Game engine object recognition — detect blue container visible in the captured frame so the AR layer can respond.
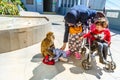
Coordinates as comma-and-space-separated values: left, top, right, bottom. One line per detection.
59, 7, 65, 15
36, 0, 43, 13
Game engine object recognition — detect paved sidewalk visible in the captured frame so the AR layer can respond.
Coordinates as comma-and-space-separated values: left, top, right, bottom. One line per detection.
0, 14, 120, 80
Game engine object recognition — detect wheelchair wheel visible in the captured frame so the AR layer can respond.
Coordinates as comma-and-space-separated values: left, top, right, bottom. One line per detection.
81, 47, 86, 57
105, 61, 116, 71
82, 59, 92, 70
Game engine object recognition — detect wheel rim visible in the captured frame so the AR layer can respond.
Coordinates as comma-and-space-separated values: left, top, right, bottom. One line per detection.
111, 62, 116, 70
82, 59, 92, 70
105, 61, 116, 71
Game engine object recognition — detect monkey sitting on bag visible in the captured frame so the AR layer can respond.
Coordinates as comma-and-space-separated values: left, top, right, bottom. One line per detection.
41, 32, 55, 58
41, 32, 68, 62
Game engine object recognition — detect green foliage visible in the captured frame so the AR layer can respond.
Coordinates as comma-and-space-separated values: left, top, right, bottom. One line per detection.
11, 0, 21, 5
0, 1, 19, 15
0, 0, 27, 15
20, 1, 27, 10
11, 0, 27, 11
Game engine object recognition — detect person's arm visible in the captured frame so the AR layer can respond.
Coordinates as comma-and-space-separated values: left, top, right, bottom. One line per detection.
104, 29, 111, 45
78, 32, 91, 40
63, 22, 69, 43
61, 22, 69, 50
83, 32, 91, 38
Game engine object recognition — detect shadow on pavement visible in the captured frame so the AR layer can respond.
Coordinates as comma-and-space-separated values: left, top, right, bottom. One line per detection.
30, 53, 107, 80
68, 55, 103, 79
30, 53, 65, 80
31, 53, 43, 63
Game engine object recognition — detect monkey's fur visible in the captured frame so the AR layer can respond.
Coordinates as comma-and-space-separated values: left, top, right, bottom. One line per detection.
41, 32, 55, 57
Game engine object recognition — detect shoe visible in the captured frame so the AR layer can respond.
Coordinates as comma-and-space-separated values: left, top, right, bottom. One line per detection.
99, 58, 108, 64
98, 53, 108, 64
66, 50, 71, 57
75, 52, 81, 60
59, 57, 68, 62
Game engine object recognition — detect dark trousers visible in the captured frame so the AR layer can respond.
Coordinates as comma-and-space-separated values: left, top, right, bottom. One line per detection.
97, 42, 108, 60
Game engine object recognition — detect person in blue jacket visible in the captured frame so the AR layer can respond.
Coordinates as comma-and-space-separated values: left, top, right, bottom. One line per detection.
60, 5, 105, 59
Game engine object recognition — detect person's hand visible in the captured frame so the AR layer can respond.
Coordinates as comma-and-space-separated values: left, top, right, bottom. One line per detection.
60, 43, 66, 50
78, 36, 83, 41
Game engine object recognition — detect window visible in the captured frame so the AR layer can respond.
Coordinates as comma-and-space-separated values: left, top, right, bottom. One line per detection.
26, 0, 34, 5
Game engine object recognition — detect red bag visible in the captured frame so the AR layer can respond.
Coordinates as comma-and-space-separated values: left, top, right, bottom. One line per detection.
42, 55, 55, 65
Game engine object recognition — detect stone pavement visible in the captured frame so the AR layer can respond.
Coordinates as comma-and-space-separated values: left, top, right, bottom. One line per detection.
0, 14, 120, 80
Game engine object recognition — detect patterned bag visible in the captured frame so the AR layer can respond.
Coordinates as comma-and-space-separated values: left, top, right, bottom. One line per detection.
69, 26, 83, 34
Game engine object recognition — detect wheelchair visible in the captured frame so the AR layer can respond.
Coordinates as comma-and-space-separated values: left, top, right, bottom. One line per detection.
79, 14, 116, 71
80, 38, 116, 71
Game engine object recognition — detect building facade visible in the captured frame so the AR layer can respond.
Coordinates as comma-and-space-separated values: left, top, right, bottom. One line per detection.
21, 0, 57, 13
21, 0, 106, 14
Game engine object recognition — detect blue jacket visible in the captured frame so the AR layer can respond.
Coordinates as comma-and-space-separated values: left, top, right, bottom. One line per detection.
64, 5, 96, 42
53, 48, 67, 62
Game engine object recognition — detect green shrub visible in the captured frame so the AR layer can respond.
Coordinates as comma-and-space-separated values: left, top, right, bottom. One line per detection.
0, 1, 19, 15
12, 0, 27, 11
20, 2, 27, 10
11, 0, 21, 5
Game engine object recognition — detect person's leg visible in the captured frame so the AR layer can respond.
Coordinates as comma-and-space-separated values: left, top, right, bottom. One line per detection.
68, 34, 76, 56
103, 43, 108, 60
97, 42, 108, 64
97, 42, 103, 62
74, 33, 82, 59
68, 33, 82, 59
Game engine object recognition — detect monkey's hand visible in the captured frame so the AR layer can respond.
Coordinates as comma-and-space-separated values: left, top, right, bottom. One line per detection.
48, 50, 55, 58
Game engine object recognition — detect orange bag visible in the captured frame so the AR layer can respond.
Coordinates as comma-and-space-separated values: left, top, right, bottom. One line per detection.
69, 26, 83, 34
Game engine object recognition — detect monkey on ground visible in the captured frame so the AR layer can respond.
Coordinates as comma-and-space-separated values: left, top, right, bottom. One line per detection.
41, 32, 68, 63
41, 32, 55, 58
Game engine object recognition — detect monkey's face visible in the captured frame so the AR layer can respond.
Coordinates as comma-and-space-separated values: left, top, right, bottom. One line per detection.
46, 32, 55, 41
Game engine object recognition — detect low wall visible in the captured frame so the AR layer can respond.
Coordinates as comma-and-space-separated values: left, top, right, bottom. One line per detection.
0, 16, 51, 53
